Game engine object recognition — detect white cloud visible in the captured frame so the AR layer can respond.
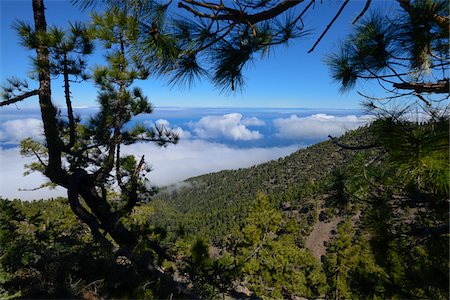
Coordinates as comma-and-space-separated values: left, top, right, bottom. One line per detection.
155, 119, 170, 127
0, 118, 44, 144
0, 147, 66, 201
157, 119, 192, 139
174, 127, 192, 139
273, 114, 374, 140
191, 113, 263, 141
0, 141, 298, 200
241, 116, 265, 126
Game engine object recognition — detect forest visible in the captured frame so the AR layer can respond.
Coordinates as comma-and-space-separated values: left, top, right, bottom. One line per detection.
0, 0, 449, 299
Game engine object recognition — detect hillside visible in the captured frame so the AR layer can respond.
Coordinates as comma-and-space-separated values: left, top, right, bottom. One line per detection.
151, 126, 375, 243
146, 119, 448, 299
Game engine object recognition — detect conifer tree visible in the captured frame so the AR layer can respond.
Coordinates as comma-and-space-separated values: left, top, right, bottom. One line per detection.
0, 0, 178, 272
231, 193, 327, 298
327, 0, 449, 113
326, 0, 449, 238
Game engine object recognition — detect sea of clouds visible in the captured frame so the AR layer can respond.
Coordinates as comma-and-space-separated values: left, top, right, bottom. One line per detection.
0, 107, 373, 200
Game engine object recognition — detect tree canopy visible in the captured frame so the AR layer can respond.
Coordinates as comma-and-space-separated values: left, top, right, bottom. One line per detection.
327, 0, 449, 115
72, 0, 374, 92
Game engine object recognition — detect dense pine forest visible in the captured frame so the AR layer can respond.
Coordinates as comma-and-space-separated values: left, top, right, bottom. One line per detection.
1, 0, 449, 299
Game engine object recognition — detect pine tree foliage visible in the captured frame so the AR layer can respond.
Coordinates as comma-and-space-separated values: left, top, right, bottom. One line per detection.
73, 0, 374, 92
0, 0, 180, 285
323, 220, 387, 299
230, 193, 327, 298
323, 1, 449, 299
161, 0, 372, 92
327, 0, 449, 110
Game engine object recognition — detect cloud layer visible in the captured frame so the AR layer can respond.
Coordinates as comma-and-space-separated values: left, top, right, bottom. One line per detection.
124, 140, 298, 186
0, 141, 298, 200
273, 114, 373, 140
0, 111, 372, 200
0, 147, 66, 200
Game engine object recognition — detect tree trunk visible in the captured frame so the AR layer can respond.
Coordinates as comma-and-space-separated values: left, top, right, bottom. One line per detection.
63, 53, 76, 149
31, 0, 171, 271
32, 0, 66, 185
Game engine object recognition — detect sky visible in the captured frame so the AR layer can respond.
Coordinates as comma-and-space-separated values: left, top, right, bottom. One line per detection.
0, 0, 397, 109
0, 0, 397, 200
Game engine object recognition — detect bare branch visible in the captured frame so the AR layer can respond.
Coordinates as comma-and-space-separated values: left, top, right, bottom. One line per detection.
415, 93, 432, 107
179, 0, 304, 24
308, 0, 349, 53
0, 89, 39, 106
133, 155, 145, 177
63, 53, 77, 150
31, 148, 47, 168
352, 0, 371, 24
178, 2, 218, 19
357, 90, 414, 102
393, 80, 449, 94
245, 0, 304, 24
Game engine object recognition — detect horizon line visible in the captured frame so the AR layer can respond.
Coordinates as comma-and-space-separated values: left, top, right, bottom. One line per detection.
1, 105, 363, 111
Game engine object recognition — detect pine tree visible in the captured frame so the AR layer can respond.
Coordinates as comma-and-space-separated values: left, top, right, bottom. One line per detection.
232, 193, 327, 298
0, 0, 179, 283
324, 1, 449, 297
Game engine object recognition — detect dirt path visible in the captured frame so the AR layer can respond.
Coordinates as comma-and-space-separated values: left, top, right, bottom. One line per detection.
305, 213, 342, 260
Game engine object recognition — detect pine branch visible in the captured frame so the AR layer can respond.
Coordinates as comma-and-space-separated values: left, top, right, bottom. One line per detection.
393, 80, 449, 94
0, 90, 39, 106
178, 0, 303, 24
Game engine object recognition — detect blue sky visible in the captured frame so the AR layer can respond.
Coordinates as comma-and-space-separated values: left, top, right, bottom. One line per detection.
1, 0, 396, 109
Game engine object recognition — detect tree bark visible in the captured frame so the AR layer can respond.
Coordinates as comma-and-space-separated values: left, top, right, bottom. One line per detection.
32, 0, 66, 185
63, 53, 76, 149
393, 80, 449, 94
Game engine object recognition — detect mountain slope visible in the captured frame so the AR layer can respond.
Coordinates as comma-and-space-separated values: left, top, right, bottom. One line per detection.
151, 126, 375, 243
149, 120, 448, 299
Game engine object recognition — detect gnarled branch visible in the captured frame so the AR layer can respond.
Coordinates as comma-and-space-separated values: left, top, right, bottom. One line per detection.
178, 0, 304, 24
393, 80, 449, 94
